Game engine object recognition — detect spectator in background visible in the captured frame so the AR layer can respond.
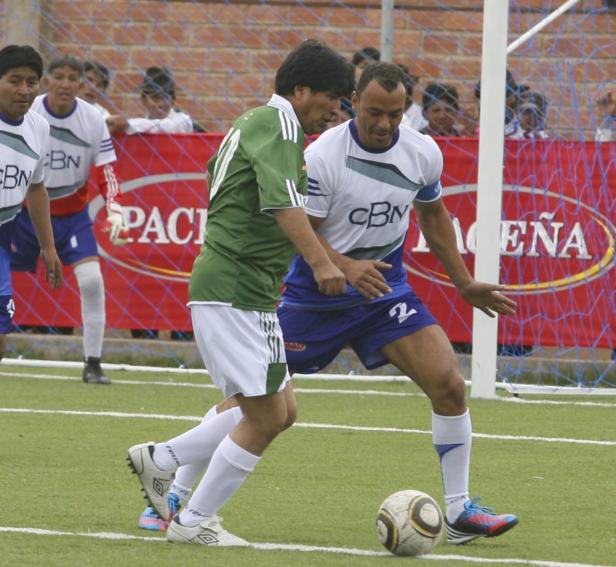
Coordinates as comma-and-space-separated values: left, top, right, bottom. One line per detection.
420, 82, 462, 137
398, 63, 428, 131
107, 66, 197, 340
106, 66, 194, 134
79, 61, 111, 119
596, 90, 615, 142
510, 92, 548, 139
474, 69, 528, 137
352, 46, 380, 84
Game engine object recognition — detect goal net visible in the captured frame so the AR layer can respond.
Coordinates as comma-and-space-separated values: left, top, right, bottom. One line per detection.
3, 0, 615, 391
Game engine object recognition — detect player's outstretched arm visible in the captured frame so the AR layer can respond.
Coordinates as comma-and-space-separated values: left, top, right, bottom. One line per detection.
413, 199, 517, 318
25, 182, 63, 289
272, 208, 346, 296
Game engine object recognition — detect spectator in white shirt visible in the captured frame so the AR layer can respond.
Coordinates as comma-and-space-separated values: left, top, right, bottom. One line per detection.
106, 66, 194, 134
397, 63, 428, 131
510, 92, 549, 140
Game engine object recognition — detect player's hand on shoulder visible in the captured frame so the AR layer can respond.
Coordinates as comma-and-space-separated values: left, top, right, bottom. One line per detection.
344, 259, 392, 300
314, 261, 347, 296
458, 280, 517, 318
41, 247, 63, 289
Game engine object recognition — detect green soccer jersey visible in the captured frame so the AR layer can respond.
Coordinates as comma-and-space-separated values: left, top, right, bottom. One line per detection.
189, 94, 308, 311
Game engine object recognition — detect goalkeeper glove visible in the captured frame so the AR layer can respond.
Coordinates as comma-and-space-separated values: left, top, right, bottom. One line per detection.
103, 203, 130, 246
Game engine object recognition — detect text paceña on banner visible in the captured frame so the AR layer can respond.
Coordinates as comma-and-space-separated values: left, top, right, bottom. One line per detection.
12, 135, 616, 348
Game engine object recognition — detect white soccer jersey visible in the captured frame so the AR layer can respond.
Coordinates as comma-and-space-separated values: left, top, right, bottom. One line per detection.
31, 95, 116, 204
0, 110, 49, 228
283, 120, 443, 310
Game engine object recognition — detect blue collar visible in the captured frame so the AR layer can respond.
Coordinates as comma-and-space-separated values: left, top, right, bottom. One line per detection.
43, 95, 77, 118
349, 119, 399, 154
0, 112, 24, 126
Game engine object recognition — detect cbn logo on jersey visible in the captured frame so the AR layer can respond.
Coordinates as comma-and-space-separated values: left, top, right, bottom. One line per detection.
405, 185, 616, 295
89, 172, 208, 282
0, 165, 32, 189
46, 149, 81, 171
349, 201, 410, 228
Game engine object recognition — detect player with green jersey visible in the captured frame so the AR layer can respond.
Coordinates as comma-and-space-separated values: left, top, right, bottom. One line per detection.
189, 101, 310, 311
128, 40, 354, 546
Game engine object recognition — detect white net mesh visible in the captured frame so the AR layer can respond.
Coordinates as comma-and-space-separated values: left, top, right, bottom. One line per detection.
3, 0, 615, 387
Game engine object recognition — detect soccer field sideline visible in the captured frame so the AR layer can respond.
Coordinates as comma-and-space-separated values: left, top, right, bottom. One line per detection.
1, 526, 613, 567
1, 406, 615, 448
2, 367, 616, 409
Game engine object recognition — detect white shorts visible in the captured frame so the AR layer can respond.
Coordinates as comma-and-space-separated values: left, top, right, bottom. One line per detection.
190, 303, 290, 398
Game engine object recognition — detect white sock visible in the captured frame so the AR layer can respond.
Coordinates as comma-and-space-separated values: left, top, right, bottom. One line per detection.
73, 261, 105, 359
153, 406, 242, 471
432, 410, 472, 523
179, 435, 260, 526
170, 404, 220, 499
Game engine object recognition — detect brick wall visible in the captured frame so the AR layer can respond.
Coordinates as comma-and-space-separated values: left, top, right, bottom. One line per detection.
29, 0, 616, 136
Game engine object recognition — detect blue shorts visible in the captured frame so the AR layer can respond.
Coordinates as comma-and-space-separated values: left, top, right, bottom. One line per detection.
277, 291, 438, 373
11, 208, 98, 271
0, 294, 15, 334
0, 243, 14, 333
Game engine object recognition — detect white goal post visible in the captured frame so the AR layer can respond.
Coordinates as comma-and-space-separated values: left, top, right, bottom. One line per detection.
471, 0, 585, 399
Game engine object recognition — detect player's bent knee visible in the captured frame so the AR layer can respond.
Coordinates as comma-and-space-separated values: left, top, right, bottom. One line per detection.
429, 371, 466, 412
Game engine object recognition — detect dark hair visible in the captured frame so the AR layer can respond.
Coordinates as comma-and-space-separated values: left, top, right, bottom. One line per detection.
518, 91, 548, 121
352, 46, 381, 66
0, 45, 43, 79
356, 62, 405, 96
423, 83, 459, 111
84, 61, 110, 89
275, 39, 354, 98
140, 66, 175, 98
475, 68, 521, 100
47, 55, 84, 77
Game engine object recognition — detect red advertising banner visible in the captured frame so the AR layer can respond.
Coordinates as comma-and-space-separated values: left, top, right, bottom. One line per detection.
13, 134, 616, 348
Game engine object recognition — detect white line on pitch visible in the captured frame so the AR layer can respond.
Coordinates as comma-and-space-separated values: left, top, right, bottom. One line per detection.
0, 526, 612, 567
0, 407, 614, 446
2, 370, 616, 408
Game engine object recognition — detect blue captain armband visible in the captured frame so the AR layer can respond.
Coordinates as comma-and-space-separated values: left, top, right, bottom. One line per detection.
415, 180, 442, 203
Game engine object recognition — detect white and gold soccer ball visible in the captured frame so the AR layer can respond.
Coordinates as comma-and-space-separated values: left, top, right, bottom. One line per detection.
375, 489, 443, 556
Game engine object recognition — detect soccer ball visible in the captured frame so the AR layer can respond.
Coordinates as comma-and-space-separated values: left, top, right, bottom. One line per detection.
375, 489, 443, 556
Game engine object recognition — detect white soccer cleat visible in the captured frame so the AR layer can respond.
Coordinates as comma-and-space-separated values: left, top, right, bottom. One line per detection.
127, 442, 174, 521
166, 516, 249, 547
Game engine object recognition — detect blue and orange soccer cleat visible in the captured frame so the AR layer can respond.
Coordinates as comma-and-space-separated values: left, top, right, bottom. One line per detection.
138, 493, 181, 532
445, 497, 519, 544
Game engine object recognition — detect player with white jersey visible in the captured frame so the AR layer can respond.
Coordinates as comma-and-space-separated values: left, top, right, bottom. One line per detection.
279, 62, 519, 545
11, 55, 128, 385
0, 45, 62, 361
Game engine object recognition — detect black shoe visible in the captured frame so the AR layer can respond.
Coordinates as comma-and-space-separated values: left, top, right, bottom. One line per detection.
82, 357, 111, 385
